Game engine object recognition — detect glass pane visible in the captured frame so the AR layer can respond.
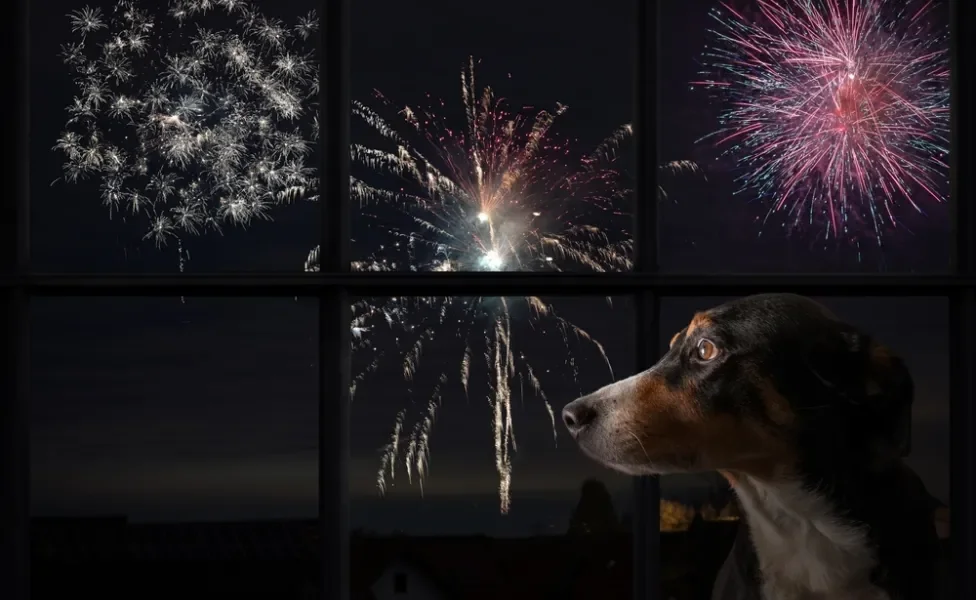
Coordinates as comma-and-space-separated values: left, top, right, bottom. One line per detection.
30, 297, 319, 598
657, 2, 951, 273
351, 296, 635, 598
658, 296, 949, 598
348, 0, 634, 274
33, 0, 320, 272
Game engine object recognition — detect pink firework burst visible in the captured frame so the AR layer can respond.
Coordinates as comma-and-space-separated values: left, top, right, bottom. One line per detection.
695, 0, 949, 246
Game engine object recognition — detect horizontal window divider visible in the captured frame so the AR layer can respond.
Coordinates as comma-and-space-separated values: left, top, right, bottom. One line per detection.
5, 272, 976, 297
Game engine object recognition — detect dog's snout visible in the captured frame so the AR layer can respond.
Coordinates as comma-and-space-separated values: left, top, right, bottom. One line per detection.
563, 396, 599, 436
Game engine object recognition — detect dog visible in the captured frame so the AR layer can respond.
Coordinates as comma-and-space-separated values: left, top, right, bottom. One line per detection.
562, 294, 939, 600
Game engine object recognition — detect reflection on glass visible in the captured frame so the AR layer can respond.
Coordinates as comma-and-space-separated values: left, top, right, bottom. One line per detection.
352, 296, 634, 599
657, 1, 951, 273
30, 297, 319, 598
33, 0, 320, 272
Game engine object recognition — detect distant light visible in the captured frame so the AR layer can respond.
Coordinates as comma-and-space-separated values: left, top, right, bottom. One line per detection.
545, 256, 553, 262
481, 250, 504, 270
477, 212, 489, 223
532, 211, 541, 217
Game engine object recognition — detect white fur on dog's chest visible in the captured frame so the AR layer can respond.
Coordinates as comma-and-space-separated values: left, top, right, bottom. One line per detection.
732, 476, 890, 600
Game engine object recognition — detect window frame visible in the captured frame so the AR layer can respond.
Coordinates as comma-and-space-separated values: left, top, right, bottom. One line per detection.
1, 2, 973, 600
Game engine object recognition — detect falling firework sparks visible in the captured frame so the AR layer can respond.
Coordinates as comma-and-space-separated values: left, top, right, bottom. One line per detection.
310, 58, 636, 513
694, 0, 949, 247
54, 0, 319, 262
349, 295, 615, 514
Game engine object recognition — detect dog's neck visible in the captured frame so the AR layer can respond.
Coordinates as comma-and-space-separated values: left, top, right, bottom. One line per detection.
730, 474, 890, 600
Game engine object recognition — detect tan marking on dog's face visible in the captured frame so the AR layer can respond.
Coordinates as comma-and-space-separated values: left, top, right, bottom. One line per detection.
686, 312, 712, 338
564, 295, 882, 480
669, 329, 684, 349
626, 375, 795, 477
586, 369, 796, 477
598, 310, 797, 476
635, 369, 703, 423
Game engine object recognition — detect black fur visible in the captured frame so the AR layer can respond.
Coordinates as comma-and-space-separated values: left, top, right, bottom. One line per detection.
566, 294, 940, 599
697, 295, 938, 599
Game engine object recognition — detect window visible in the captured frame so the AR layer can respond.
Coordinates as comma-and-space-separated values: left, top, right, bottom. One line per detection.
29, 297, 318, 598
3, 2, 973, 600
656, 2, 952, 274
32, 0, 321, 273
350, 0, 635, 276
351, 296, 636, 599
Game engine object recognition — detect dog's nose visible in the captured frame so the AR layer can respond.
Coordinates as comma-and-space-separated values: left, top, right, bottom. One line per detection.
562, 397, 599, 436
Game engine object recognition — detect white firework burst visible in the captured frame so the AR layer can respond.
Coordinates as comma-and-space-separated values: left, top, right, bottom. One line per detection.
54, 0, 319, 258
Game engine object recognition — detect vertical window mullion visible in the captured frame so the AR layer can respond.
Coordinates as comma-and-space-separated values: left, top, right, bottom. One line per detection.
950, 2, 974, 596
319, 286, 351, 600
633, 295, 661, 600
2, 0, 31, 599
949, 288, 975, 600
319, 0, 352, 599
2, 168, 29, 600
633, 1, 661, 599
949, 0, 973, 276
633, 0, 659, 274
1, 289, 29, 600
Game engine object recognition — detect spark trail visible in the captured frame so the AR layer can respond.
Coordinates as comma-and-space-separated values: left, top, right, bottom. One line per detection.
307, 58, 640, 513
695, 0, 949, 247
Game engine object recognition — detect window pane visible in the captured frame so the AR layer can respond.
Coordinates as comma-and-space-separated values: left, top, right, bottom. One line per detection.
351, 295, 635, 598
33, 0, 320, 273
658, 295, 949, 599
30, 297, 319, 599
349, 0, 634, 274
657, 2, 951, 273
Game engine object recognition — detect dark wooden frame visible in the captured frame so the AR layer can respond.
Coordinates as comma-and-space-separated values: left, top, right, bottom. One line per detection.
2, 1, 973, 599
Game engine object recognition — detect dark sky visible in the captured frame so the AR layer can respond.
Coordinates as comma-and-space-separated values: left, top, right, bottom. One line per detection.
28, 0, 951, 535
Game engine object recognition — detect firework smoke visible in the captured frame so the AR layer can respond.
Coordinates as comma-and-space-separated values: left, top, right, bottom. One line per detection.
695, 0, 949, 246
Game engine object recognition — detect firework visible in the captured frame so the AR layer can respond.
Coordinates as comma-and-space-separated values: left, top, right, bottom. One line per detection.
346, 57, 635, 274
310, 58, 634, 513
348, 294, 617, 514
55, 2, 697, 514
694, 0, 949, 245
303, 58, 700, 511
54, 0, 319, 264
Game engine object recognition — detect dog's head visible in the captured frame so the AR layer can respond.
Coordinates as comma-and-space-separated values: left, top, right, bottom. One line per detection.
562, 294, 913, 479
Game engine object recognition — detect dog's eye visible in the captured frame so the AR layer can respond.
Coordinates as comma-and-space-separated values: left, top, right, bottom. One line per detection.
696, 339, 719, 361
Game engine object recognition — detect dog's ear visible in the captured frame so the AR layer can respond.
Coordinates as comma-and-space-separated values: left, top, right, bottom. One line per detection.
840, 330, 914, 457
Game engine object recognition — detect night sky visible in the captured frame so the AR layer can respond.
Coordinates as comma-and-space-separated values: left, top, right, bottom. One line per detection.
28, 0, 951, 536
